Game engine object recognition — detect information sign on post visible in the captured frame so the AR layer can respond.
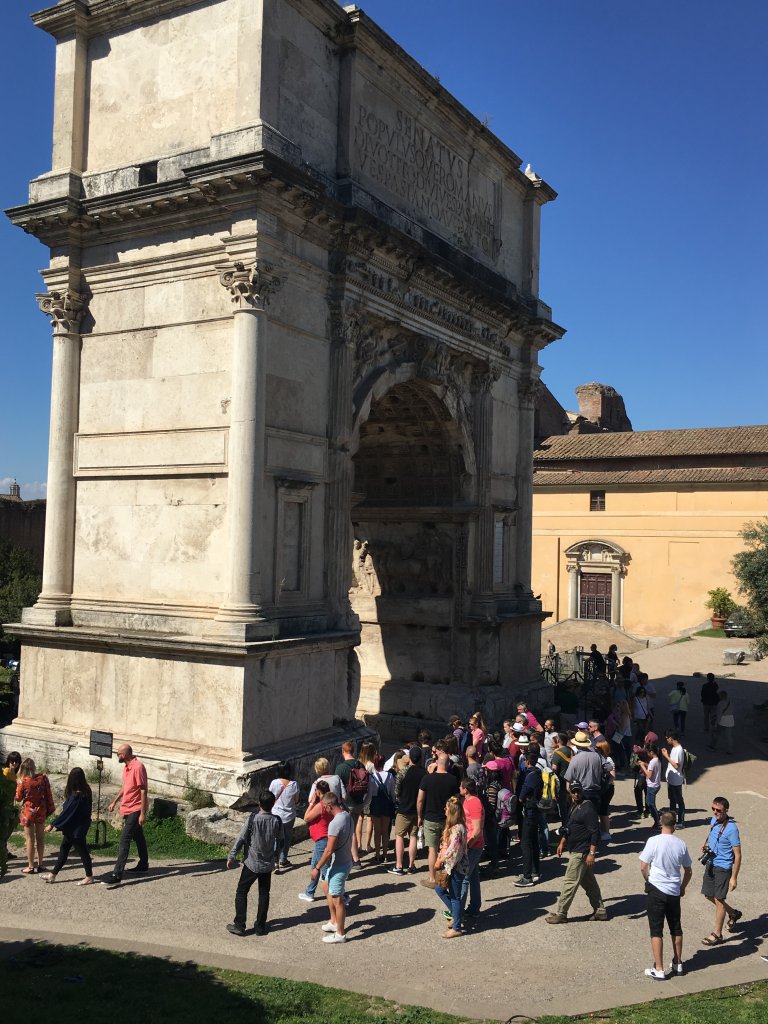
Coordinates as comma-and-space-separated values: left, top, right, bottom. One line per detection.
88, 730, 113, 847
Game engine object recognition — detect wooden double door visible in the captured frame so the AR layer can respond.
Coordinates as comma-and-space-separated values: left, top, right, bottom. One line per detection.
579, 572, 612, 622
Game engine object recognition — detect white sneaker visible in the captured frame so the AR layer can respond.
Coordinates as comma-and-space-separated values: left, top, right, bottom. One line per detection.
670, 961, 683, 975
321, 922, 337, 932
298, 893, 315, 902
644, 967, 668, 980
322, 932, 346, 943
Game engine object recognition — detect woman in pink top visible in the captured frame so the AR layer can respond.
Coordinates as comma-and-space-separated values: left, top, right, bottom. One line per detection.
300, 779, 333, 902
469, 712, 488, 757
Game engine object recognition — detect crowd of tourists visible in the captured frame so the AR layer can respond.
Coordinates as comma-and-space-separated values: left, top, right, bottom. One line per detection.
0, 658, 749, 977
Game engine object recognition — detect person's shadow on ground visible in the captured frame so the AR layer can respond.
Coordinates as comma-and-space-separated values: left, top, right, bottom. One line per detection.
682, 912, 768, 972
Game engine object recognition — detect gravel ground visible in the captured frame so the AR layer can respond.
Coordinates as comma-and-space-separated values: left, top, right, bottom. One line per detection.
1, 638, 767, 1021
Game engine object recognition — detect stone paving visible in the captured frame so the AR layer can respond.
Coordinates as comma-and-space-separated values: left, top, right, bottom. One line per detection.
1, 638, 767, 1021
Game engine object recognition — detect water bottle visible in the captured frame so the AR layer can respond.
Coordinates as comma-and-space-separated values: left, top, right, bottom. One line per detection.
416, 826, 424, 850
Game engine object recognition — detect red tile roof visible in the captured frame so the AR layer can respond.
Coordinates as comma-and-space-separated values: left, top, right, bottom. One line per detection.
533, 467, 768, 487
534, 425, 768, 461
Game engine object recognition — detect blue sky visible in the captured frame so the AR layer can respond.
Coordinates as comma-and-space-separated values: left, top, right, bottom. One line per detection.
2, 0, 766, 498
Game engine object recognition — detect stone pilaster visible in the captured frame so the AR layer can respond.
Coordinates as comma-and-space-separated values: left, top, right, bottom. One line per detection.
469, 365, 499, 616
515, 374, 540, 597
325, 300, 357, 629
567, 564, 580, 619
214, 261, 280, 636
23, 290, 85, 626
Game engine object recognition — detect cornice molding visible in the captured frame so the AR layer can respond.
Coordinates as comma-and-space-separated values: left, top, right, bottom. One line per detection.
33, 0, 207, 39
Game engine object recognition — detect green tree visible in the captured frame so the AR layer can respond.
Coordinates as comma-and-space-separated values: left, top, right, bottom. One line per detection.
0, 539, 42, 641
731, 519, 768, 657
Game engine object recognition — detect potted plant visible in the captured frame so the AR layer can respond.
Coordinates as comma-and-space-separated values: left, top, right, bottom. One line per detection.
705, 587, 737, 631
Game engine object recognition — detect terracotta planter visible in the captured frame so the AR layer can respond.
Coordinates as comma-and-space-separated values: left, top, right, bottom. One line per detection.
710, 615, 728, 631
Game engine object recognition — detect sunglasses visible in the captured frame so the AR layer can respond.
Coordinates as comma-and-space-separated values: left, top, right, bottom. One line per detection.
711, 807, 724, 813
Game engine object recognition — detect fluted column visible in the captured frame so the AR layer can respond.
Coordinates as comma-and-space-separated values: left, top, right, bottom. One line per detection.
23, 290, 85, 626
214, 261, 279, 635
567, 564, 579, 619
325, 302, 357, 629
469, 365, 499, 615
515, 374, 539, 598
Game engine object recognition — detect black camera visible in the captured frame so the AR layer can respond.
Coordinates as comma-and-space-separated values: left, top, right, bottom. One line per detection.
699, 845, 714, 866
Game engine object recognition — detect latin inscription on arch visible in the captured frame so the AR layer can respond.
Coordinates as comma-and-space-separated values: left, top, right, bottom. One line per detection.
353, 103, 500, 259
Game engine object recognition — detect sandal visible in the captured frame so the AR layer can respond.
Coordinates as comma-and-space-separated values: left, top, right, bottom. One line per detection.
21, 866, 37, 875
702, 932, 723, 946
41, 873, 56, 883
727, 910, 743, 931
77, 877, 96, 886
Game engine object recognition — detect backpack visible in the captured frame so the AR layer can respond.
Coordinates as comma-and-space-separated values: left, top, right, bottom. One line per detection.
537, 767, 560, 815
472, 765, 488, 802
682, 748, 697, 782
346, 762, 369, 800
496, 787, 517, 829
369, 773, 396, 818
456, 727, 471, 757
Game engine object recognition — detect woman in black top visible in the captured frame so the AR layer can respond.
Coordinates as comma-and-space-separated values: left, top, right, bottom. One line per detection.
41, 767, 94, 885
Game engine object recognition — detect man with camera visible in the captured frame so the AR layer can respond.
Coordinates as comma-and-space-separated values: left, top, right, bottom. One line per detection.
638, 809, 692, 979
701, 796, 742, 945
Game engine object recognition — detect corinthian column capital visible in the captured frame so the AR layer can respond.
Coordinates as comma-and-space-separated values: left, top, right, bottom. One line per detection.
219, 260, 282, 310
36, 289, 86, 334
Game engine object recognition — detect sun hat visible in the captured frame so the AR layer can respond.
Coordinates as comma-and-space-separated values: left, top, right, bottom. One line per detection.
572, 730, 592, 750
516, 735, 530, 747
512, 723, 524, 734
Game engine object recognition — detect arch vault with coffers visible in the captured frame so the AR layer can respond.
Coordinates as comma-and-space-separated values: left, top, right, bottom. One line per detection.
4, 0, 564, 796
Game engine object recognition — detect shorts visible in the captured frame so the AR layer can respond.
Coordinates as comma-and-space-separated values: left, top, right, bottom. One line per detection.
326, 862, 351, 897
422, 819, 443, 850
701, 865, 732, 901
645, 883, 682, 937
394, 813, 418, 838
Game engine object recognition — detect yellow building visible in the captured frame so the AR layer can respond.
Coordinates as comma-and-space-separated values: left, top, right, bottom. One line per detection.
532, 426, 768, 638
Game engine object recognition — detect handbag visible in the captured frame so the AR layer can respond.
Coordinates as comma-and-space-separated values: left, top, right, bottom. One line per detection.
434, 867, 449, 889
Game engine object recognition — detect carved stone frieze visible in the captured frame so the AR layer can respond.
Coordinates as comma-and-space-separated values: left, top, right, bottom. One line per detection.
350, 524, 455, 598
219, 260, 282, 310
35, 289, 86, 335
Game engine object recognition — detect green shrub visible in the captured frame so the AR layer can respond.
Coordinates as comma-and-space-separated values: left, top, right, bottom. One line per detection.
182, 785, 214, 810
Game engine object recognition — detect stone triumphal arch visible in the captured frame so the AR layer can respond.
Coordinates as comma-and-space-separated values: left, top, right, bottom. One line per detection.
3, 0, 563, 798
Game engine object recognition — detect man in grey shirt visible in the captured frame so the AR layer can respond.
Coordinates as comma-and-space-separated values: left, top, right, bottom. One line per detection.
564, 731, 605, 807
226, 790, 283, 936
311, 793, 354, 943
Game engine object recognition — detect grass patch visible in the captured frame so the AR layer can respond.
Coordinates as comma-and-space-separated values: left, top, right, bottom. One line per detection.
0, 943, 487, 1024
694, 628, 727, 638
540, 979, 768, 1024
8, 812, 228, 862
672, 636, 693, 644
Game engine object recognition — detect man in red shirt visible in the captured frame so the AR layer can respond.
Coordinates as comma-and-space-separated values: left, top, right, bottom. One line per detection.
106, 743, 149, 887
459, 777, 485, 919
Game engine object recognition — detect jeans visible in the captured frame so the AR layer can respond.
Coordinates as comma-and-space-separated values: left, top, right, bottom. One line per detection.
53, 835, 93, 877
114, 811, 148, 879
538, 811, 550, 856
634, 775, 647, 814
646, 786, 660, 827
278, 819, 295, 864
667, 783, 685, 824
460, 845, 483, 913
435, 869, 464, 930
521, 813, 540, 879
304, 837, 327, 897
234, 864, 272, 928
672, 710, 687, 734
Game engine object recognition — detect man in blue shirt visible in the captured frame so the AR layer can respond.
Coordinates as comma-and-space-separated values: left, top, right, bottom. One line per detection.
701, 796, 742, 945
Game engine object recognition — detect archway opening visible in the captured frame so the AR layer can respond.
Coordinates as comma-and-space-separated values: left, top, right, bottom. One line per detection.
349, 380, 469, 709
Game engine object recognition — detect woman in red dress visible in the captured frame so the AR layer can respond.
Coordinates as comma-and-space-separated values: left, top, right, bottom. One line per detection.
15, 758, 55, 874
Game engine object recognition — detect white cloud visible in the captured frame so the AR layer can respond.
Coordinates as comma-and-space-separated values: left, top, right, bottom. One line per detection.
0, 477, 47, 500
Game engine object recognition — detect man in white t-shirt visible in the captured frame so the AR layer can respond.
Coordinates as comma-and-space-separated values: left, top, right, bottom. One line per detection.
639, 810, 693, 979
661, 732, 686, 826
